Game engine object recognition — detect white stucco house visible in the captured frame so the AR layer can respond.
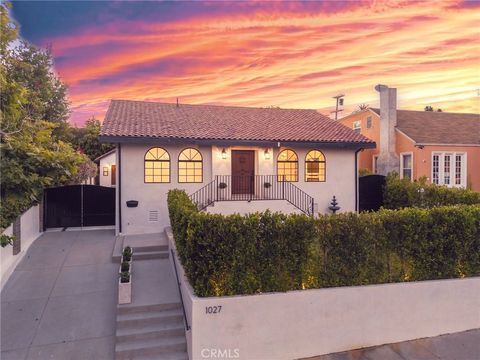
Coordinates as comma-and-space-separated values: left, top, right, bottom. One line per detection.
95, 148, 117, 187
99, 100, 375, 235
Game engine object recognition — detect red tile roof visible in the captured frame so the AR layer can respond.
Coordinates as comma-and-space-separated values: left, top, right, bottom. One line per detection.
100, 100, 374, 147
370, 108, 480, 145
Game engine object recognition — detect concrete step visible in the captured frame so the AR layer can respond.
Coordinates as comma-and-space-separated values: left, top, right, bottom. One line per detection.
118, 302, 181, 315
133, 251, 169, 261
132, 244, 168, 253
115, 335, 187, 359
117, 308, 184, 329
117, 351, 188, 360
116, 321, 184, 343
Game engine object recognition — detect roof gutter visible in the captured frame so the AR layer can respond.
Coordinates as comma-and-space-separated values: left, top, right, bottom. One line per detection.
99, 135, 376, 150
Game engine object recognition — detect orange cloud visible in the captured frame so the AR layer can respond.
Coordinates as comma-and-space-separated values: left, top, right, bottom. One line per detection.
41, 0, 479, 125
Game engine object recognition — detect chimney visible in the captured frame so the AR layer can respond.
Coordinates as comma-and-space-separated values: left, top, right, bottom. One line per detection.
375, 84, 399, 175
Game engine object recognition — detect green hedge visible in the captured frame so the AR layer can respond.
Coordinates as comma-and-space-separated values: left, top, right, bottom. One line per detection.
383, 173, 480, 209
168, 190, 480, 297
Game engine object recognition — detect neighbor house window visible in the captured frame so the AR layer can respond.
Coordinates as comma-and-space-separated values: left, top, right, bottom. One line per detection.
367, 116, 372, 129
178, 148, 203, 183
400, 153, 412, 180
144, 147, 170, 183
373, 155, 379, 174
305, 150, 326, 182
432, 152, 466, 187
277, 149, 298, 182
353, 121, 361, 133
103, 167, 109, 176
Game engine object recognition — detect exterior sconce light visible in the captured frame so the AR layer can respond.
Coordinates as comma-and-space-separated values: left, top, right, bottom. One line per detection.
264, 149, 270, 160
221, 148, 227, 159
103, 166, 109, 176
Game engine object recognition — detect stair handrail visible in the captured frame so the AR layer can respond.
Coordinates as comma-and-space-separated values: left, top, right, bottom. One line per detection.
283, 180, 315, 216
189, 178, 217, 211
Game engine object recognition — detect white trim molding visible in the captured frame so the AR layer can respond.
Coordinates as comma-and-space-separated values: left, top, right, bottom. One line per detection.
400, 152, 413, 181
432, 151, 467, 188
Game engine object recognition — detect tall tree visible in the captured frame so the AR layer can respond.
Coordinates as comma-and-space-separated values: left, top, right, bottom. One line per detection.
69, 117, 115, 161
0, 2, 93, 228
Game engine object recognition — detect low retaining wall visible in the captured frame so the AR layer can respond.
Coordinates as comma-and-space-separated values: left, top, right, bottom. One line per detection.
167, 229, 480, 360
1, 205, 42, 290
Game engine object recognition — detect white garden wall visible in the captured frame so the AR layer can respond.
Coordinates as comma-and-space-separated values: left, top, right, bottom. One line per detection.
167, 230, 480, 360
1, 205, 42, 290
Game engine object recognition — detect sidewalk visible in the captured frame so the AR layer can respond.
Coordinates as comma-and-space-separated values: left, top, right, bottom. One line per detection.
307, 329, 480, 360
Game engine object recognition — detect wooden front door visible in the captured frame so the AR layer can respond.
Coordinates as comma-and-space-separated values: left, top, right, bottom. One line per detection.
231, 150, 255, 195
111, 165, 116, 186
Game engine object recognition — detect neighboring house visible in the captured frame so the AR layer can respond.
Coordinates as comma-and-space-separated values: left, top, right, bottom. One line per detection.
95, 148, 117, 187
340, 85, 480, 191
100, 100, 375, 235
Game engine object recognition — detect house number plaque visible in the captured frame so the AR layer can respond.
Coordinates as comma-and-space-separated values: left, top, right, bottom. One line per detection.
205, 305, 222, 314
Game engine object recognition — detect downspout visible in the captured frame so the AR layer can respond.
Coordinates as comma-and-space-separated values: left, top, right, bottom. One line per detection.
354, 148, 362, 212
118, 143, 122, 234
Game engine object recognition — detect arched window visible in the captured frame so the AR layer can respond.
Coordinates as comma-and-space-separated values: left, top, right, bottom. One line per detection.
277, 149, 298, 182
305, 150, 326, 182
178, 148, 203, 183
144, 147, 170, 183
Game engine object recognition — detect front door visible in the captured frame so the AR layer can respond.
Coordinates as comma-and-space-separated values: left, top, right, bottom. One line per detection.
231, 150, 255, 195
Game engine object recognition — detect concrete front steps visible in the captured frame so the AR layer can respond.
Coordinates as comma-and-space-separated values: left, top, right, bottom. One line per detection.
115, 302, 187, 359
113, 232, 169, 262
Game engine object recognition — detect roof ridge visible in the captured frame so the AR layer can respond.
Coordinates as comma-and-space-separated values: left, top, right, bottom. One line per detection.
109, 99, 323, 113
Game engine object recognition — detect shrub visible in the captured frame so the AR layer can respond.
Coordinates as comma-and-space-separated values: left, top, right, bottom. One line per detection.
121, 261, 130, 272
122, 246, 132, 261
383, 173, 480, 209
119, 271, 130, 283
168, 190, 480, 297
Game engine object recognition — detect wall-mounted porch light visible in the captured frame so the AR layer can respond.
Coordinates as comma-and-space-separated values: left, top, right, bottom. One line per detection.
221, 148, 227, 159
264, 149, 270, 160
103, 166, 109, 176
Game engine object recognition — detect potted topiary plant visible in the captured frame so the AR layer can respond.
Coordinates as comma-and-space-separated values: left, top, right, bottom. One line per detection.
118, 270, 131, 304
218, 182, 228, 200
264, 182, 272, 199
122, 246, 133, 262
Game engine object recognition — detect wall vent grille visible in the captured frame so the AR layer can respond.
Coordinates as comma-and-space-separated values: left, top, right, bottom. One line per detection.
148, 210, 159, 222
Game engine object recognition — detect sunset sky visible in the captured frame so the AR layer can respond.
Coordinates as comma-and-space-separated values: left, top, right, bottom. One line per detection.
11, 0, 480, 126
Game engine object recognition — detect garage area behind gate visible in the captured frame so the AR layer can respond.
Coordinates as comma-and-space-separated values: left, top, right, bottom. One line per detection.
44, 185, 115, 229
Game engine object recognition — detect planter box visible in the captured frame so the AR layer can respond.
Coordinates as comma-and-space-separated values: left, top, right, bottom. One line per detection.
118, 277, 131, 304
118, 261, 132, 305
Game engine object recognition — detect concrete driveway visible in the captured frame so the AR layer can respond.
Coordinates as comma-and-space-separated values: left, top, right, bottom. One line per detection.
1, 229, 117, 360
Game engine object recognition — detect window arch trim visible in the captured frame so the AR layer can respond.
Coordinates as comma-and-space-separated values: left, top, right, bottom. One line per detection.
178, 148, 203, 183
144, 147, 171, 183
277, 149, 299, 182
305, 149, 326, 182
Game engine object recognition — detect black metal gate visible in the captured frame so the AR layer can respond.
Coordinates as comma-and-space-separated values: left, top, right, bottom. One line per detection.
44, 185, 115, 228
359, 175, 385, 212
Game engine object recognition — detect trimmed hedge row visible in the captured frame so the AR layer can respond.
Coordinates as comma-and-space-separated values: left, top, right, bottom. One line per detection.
168, 190, 480, 297
383, 173, 480, 209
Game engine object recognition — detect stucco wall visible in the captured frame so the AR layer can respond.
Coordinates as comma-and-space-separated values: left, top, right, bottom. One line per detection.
340, 110, 380, 172
167, 230, 480, 360
1, 205, 42, 290
396, 131, 480, 191
119, 143, 356, 235
99, 151, 116, 187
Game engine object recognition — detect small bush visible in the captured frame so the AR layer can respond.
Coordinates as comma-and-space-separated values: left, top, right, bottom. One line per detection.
383, 173, 480, 209
119, 271, 130, 283
122, 246, 132, 261
168, 189, 480, 297
121, 261, 130, 272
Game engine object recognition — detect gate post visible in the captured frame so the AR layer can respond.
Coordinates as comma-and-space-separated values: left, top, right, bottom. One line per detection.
80, 185, 84, 228
12, 216, 21, 255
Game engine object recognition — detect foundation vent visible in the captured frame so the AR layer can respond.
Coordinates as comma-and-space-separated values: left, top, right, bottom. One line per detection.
148, 210, 159, 222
